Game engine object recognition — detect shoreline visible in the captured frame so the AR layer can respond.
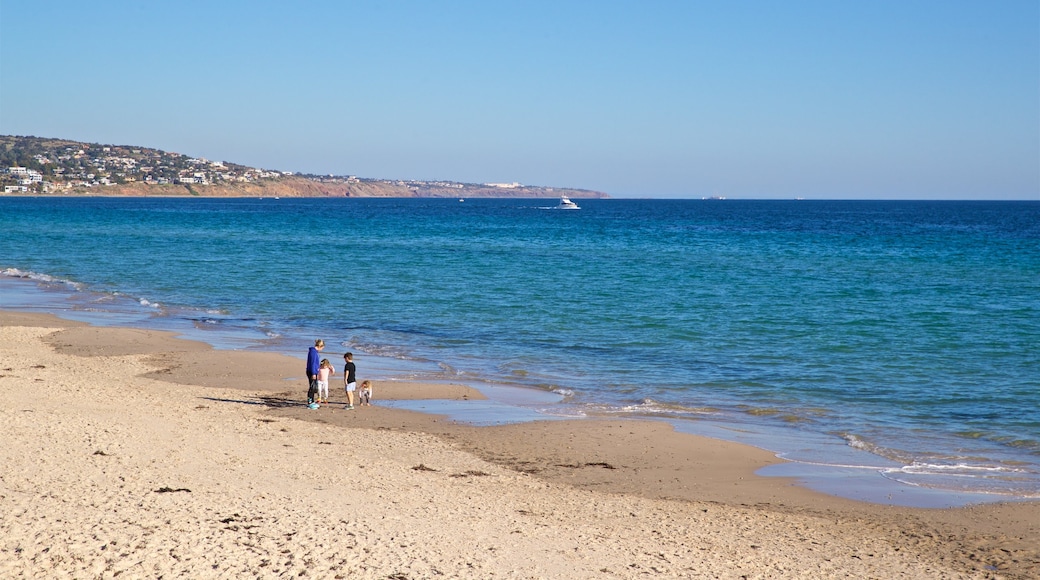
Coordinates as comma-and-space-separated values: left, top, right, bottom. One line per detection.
6, 271, 1033, 508
1, 309, 1038, 577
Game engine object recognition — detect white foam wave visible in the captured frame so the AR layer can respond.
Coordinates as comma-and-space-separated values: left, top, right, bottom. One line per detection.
878, 470, 1040, 498
772, 455, 885, 470
841, 433, 918, 464
340, 340, 415, 360
889, 463, 1026, 475
842, 433, 1035, 480
578, 398, 721, 418
2, 268, 82, 289
436, 362, 464, 376
843, 433, 874, 452
534, 407, 587, 418
636, 398, 720, 416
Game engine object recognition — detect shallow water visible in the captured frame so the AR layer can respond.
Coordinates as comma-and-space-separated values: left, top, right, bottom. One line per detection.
2, 196, 1037, 505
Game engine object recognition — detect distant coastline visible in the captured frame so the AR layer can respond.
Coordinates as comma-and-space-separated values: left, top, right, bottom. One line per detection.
7, 176, 609, 200
0, 135, 609, 199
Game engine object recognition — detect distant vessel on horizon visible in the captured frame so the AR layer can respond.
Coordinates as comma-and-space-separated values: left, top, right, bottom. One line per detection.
557, 196, 580, 210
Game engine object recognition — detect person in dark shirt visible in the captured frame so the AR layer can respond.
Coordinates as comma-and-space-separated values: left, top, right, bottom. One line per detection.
306, 339, 324, 407
343, 352, 357, 409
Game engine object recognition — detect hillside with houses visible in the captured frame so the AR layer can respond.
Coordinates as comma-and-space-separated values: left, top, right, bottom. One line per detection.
0, 136, 608, 199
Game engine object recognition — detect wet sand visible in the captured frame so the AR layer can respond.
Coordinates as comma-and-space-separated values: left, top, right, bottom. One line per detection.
2, 310, 1037, 578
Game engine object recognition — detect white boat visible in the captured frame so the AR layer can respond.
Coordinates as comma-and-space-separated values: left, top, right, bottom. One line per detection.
557, 196, 580, 210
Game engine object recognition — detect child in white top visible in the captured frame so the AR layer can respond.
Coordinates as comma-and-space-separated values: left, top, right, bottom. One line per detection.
317, 359, 335, 404
359, 380, 372, 406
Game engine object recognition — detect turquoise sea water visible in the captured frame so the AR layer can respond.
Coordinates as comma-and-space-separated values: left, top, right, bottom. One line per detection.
2, 197, 1038, 505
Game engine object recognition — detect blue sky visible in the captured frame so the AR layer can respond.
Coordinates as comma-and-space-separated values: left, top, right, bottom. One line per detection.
2, 1, 1037, 199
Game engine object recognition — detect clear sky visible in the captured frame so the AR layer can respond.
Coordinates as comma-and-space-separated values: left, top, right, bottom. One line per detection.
2, 1, 1037, 199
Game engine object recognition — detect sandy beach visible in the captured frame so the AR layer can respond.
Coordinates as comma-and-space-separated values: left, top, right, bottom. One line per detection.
1, 311, 1036, 579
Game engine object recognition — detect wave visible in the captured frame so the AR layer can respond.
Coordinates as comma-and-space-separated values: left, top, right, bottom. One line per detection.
771, 454, 888, 471
339, 338, 424, 361
576, 398, 722, 418
879, 467, 1040, 498
840, 432, 1040, 496
888, 462, 1029, 476
551, 387, 575, 398
743, 406, 818, 424
2, 268, 173, 314
842, 433, 917, 464
2, 267, 82, 289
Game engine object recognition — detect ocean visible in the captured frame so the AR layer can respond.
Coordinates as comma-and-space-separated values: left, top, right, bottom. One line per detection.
2, 196, 1038, 506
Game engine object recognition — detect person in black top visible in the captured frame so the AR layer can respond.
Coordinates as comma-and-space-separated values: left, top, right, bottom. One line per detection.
343, 352, 357, 409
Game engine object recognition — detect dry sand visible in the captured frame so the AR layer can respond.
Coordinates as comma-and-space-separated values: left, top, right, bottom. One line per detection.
1, 311, 1037, 579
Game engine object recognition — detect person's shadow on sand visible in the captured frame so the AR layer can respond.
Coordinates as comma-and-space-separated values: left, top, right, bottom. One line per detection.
200, 394, 303, 408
